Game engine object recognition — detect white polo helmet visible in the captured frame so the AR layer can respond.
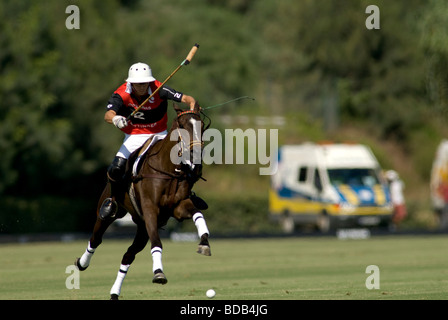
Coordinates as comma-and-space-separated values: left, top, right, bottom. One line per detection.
126, 62, 155, 83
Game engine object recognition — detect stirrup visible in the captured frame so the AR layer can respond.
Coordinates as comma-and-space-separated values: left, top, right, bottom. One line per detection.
99, 198, 117, 220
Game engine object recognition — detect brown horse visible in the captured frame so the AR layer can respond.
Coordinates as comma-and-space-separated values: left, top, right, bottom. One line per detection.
75, 103, 211, 300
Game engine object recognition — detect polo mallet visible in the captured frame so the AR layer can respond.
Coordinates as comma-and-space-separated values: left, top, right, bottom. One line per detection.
126, 43, 200, 121
203, 96, 255, 110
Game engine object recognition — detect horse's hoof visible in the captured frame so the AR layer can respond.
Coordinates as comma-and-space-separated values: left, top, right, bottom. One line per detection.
110, 294, 119, 300
74, 258, 88, 271
197, 245, 211, 256
152, 270, 168, 285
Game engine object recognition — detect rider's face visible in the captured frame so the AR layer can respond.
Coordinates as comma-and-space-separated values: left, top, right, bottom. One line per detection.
132, 82, 150, 96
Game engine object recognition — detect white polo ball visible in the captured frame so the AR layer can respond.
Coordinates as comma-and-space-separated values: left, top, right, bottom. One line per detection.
206, 289, 216, 298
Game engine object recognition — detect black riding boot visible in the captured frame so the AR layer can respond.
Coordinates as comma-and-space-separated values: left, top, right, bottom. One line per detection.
99, 181, 120, 220
99, 156, 127, 220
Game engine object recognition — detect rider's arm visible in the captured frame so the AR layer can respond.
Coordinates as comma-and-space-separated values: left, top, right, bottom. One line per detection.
105, 93, 124, 124
159, 85, 196, 110
104, 109, 117, 124
181, 94, 196, 110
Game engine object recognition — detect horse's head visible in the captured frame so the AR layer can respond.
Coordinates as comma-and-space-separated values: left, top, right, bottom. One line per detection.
171, 103, 206, 178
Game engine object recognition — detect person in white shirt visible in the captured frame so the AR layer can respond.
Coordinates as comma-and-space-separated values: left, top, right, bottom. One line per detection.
385, 170, 407, 228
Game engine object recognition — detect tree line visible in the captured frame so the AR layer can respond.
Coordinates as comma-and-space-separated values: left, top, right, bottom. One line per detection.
0, 0, 447, 232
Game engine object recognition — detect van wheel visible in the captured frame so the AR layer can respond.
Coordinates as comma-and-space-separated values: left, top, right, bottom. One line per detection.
280, 213, 295, 233
317, 212, 332, 233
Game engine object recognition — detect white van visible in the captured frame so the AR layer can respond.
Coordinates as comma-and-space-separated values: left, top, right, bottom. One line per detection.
269, 143, 393, 232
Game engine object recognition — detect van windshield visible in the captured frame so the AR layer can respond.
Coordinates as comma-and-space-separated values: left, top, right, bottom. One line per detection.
327, 168, 380, 187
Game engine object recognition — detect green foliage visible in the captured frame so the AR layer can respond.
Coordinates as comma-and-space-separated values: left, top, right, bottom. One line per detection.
420, 0, 448, 116
0, 195, 97, 234
1, 1, 447, 233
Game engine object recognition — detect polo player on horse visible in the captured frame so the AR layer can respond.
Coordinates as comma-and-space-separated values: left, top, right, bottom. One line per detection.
100, 62, 197, 220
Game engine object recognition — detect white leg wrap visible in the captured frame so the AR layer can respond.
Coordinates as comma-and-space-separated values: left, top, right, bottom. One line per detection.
193, 212, 210, 238
110, 264, 130, 296
79, 242, 95, 268
151, 247, 163, 272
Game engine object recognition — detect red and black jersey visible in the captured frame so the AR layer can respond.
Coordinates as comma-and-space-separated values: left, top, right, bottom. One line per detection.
106, 80, 183, 134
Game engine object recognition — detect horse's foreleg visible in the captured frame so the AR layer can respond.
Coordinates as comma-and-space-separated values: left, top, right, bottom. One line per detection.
75, 216, 116, 271
75, 241, 96, 271
75, 185, 118, 271
110, 223, 149, 300
174, 201, 212, 256
193, 212, 211, 256
193, 211, 210, 239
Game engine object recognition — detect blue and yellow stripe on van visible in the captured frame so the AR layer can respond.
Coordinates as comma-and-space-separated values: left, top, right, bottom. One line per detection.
335, 184, 389, 207
337, 184, 360, 206
269, 188, 322, 215
269, 184, 392, 218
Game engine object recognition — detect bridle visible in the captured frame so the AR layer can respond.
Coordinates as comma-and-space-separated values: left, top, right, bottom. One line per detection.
174, 110, 210, 160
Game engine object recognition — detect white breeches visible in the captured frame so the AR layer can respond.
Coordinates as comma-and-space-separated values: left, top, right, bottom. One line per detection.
116, 131, 168, 159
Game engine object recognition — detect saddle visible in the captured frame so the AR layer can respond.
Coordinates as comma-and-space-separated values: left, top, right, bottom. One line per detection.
125, 136, 157, 179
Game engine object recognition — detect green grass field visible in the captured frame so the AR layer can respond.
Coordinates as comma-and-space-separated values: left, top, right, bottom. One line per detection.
0, 234, 447, 300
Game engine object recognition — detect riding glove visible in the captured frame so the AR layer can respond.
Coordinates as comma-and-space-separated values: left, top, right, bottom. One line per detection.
112, 115, 128, 129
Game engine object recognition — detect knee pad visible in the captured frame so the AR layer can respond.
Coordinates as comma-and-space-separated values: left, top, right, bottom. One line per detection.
107, 156, 127, 181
